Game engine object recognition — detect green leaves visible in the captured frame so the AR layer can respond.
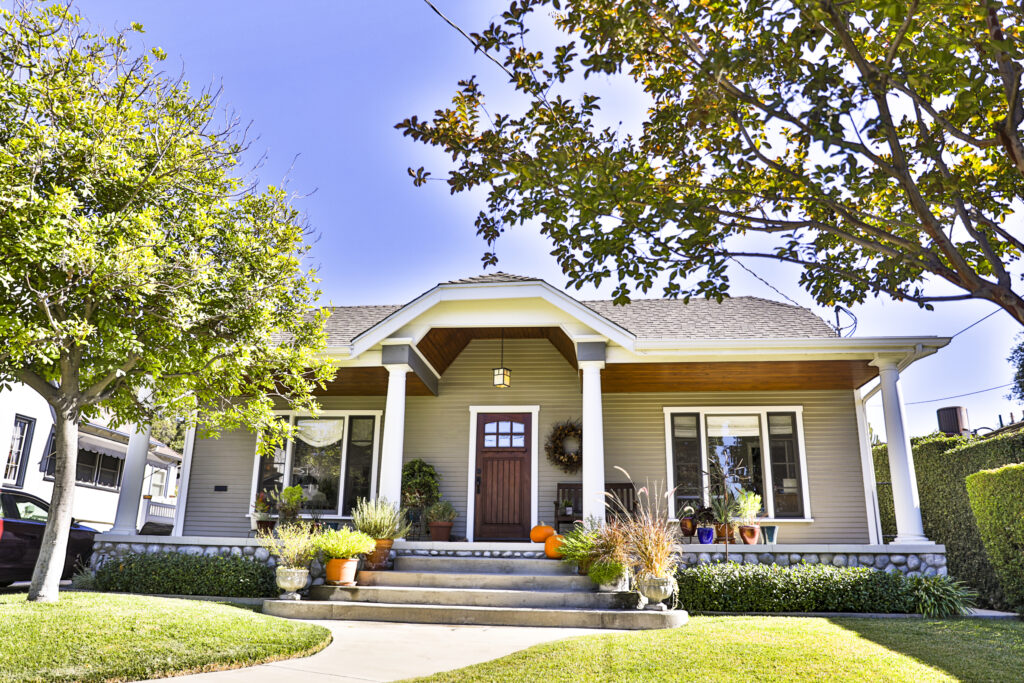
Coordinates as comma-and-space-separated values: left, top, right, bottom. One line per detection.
401, 0, 1024, 322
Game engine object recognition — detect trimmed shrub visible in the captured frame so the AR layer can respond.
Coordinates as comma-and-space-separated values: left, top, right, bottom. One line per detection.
967, 463, 1024, 614
95, 552, 277, 598
874, 431, 1023, 609
676, 563, 973, 616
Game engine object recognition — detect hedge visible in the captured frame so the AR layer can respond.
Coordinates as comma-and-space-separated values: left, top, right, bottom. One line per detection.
874, 431, 1024, 609
676, 563, 974, 617
966, 463, 1024, 614
94, 552, 277, 598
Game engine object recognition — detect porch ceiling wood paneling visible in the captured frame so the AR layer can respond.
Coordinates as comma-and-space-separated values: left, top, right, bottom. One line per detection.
600, 360, 878, 392
417, 327, 578, 374
316, 367, 434, 397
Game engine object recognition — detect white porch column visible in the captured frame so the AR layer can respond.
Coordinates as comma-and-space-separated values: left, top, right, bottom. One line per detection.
580, 360, 606, 524
378, 364, 409, 505
873, 357, 931, 544
108, 423, 152, 535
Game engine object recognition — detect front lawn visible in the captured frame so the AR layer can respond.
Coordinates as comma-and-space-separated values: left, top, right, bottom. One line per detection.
0, 592, 330, 682
411, 616, 1024, 682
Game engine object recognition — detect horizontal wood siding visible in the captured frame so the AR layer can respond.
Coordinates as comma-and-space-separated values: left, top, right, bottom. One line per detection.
182, 396, 385, 536
602, 390, 869, 543
404, 339, 582, 539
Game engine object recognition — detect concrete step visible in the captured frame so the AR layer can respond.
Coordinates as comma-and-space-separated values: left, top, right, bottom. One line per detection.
394, 555, 574, 575
264, 599, 688, 630
308, 584, 620, 609
357, 569, 593, 592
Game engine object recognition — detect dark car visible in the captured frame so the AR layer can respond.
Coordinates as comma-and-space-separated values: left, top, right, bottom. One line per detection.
0, 488, 97, 587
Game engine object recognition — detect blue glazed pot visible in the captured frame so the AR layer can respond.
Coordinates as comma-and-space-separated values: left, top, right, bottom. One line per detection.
761, 525, 779, 544
696, 527, 714, 544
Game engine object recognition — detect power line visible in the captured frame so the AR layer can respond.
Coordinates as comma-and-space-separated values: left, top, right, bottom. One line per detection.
950, 309, 1000, 339
728, 257, 802, 307
421, 1, 515, 80
904, 383, 1013, 406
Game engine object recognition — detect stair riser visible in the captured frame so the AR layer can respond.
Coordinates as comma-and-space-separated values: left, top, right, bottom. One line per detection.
310, 586, 617, 609
263, 600, 688, 630
394, 556, 574, 575
357, 571, 593, 591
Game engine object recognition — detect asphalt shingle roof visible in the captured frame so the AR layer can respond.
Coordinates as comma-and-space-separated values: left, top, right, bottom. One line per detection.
321, 274, 836, 346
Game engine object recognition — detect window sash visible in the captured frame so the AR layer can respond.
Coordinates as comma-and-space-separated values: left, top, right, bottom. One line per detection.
664, 406, 809, 520
4, 416, 35, 484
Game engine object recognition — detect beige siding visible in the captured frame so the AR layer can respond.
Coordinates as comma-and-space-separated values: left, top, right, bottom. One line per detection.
404, 339, 583, 539
603, 390, 869, 543
183, 339, 869, 543
182, 396, 385, 536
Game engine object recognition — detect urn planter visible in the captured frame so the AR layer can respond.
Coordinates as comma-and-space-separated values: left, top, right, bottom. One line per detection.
636, 575, 676, 610
275, 566, 308, 600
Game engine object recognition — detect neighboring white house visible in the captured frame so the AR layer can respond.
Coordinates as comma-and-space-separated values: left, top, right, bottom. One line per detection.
0, 382, 181, 532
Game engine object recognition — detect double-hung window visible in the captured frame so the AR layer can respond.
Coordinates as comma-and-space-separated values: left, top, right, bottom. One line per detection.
3, 415, 35, 487
665, 406, 810, 520
251, 411, 382, 518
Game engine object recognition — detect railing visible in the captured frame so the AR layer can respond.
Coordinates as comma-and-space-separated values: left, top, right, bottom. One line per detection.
139, 497, 176, 530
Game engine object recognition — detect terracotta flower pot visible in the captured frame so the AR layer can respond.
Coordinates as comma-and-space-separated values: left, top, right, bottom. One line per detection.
325, 558, 360, 586
365, 539, 394, 570
427, 521, 453, 542
714, 523, 737, 544
255, 519, 276, 533
679, 518, 697, 537
738, 524, 761, 545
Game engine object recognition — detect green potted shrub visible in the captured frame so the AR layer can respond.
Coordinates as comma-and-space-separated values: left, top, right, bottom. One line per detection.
736, 489, 763, 544
316, 527, 376, 586
271, 485, 305, 526
425, 500, 457, 541
256, 523, 317, 600
710, 494, 739, 547
590, 520, 631, 591
694, 504, 716, 544
352, 497, 412, 570
558, 522, 599, 575
559, 497, 575, 516
402, 459, 441, 538
678, 499, 699, 539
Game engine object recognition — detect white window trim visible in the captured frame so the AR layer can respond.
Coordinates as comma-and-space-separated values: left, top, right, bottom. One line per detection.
663, 405, 813, 522
466, 405, 540, 543
249, 409, 384, 520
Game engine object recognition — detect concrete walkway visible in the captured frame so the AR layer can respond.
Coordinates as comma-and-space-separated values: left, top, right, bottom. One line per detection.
164, 620, 611, 683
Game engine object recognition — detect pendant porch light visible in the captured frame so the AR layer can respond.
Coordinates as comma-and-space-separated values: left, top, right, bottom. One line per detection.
493, 328, 511, 388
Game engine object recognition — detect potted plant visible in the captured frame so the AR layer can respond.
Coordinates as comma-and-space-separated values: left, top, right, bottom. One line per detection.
316, 527, 376, 586
558, 522, 599, 575
711, 494, 739, 547
402, 459, 441, 539
252, 491, 277, 532
559, 498, 574, 516
736, 489, 763, 545
694, 505, 716, 544
588, 560, 628, 592
678, 500, 698, 538
761, 524, 779, 544
590, 519, 631, 591
424, 500, 456, 541
271, 485, 305, 526
256, 523, 317, 600
352, 497, 412, 570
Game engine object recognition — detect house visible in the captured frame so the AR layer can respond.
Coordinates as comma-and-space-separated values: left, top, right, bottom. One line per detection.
0, 381, 181, 532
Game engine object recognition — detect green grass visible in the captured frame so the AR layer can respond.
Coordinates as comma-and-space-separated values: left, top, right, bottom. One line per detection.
410, 616, 1024, 682
0, 592, 331, 682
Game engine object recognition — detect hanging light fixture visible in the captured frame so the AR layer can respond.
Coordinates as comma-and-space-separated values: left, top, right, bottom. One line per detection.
493, 328, 511, 388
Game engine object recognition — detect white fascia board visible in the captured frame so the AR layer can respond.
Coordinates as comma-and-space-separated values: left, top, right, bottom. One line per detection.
620, 336, 950, 364
348, 281, 636, 358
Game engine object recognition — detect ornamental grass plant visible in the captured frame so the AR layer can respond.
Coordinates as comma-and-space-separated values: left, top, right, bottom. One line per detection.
606, 468, 680, 580
256, 523, 317, 569
352, 497, 412, 539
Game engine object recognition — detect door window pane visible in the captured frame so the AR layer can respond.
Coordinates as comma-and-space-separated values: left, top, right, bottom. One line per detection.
706, 414, 765, 502
341, 417, 375, 515
768, 412, 804, 518
4, 417, 34, 483
671, 414, 702, 511
291, 418, 345, 514
482, 420, 526, 449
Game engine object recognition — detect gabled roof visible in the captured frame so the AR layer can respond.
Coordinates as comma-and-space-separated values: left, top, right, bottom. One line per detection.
320, 273, 836, 347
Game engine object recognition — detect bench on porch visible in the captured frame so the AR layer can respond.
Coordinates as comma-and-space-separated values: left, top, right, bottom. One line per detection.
553, 482, 637, 533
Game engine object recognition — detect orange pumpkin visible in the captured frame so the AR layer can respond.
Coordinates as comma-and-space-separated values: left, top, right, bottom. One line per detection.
544, 534, 565, 559
530, 523, 555, 543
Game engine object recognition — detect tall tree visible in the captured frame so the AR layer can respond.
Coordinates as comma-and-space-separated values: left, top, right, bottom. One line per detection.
0, 5, 332, 601
399, 0, 1024, 322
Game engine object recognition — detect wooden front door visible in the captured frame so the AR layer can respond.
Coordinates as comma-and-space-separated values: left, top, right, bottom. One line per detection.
475, 413, 532, 541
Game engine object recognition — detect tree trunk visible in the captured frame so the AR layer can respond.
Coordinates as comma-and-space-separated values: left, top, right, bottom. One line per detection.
27, 411, 79, 602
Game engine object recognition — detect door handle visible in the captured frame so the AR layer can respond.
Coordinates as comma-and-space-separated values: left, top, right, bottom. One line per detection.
475, 468, 482, 495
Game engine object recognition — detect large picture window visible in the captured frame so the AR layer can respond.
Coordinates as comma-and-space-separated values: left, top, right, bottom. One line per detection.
664, 406, 811, 520
251, 412, 381, 518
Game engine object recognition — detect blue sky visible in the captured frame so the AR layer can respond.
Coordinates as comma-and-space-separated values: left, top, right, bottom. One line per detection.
74, 1, 1022, 437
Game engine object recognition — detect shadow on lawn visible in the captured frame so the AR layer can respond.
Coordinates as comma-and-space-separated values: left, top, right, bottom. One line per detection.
829, 617, 1024, 681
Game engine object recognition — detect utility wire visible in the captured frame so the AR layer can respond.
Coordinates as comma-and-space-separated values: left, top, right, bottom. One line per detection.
728, 257, 803, 308
422, 0, 515, 79
904, 383, 1013, 406
949, 309, 1000, 339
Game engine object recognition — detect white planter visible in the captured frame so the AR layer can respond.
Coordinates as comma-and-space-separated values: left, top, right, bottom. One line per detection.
275, 566, 309, 600
636, 575, 676, 610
